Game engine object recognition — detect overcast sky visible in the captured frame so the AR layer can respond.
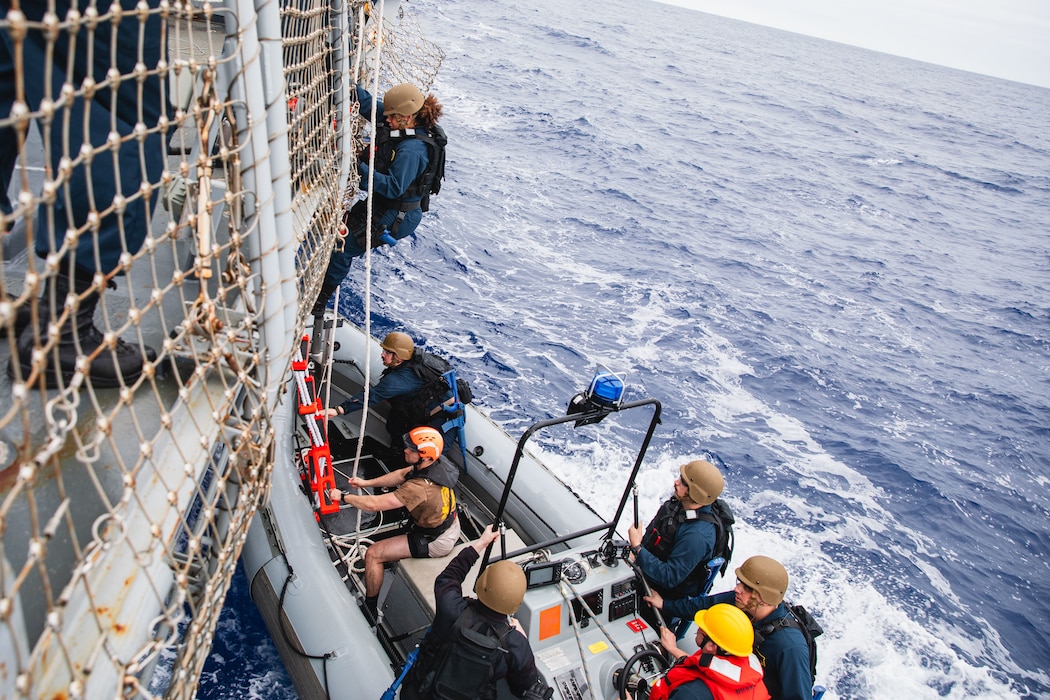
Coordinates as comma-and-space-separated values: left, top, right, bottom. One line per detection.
659, 0, 1050, 89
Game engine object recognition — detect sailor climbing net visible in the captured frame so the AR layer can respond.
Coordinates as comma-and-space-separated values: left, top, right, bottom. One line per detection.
0, 1, 439, 698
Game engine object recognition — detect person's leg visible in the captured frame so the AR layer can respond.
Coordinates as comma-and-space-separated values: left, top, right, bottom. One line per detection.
0, 35, 15, 225
11, 266, 157, 387
7, 1, 165, 386
426, 517, 461, 558
385, 411, 411, 456
28, 0, 166, 273
315, 233, 366, 315
363, 534, 412, 598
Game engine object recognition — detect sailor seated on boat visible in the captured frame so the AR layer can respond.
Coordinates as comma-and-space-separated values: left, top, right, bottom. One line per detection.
628, 461, 725, 616
328, 426, 460, 618
326, 331, 453, 449
401, 526, 554, 700
628, 604, 770, 700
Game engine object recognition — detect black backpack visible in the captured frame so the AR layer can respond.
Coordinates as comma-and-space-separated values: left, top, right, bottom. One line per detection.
411, 123, 447, 212
695, 497, 735, 577
408, 606, 509, 700
399, 351, 473, 428
757, 603, 823, 685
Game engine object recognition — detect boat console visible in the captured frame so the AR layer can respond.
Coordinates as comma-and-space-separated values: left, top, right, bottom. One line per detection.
514, 540, 665, 700
462, 373, 672, 699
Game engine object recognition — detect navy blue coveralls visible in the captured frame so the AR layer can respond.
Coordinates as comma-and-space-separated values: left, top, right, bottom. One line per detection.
324, 84, 429, 286
0, 0, 167, 275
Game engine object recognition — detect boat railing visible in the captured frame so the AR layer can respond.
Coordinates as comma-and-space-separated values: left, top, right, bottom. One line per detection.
481, 395, 663, 570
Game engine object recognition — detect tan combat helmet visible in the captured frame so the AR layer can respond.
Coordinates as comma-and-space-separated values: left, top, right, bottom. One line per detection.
475, 560, 527, 615
380, 332, 414, 361
383, 84, 424, 116
679, 459, 724, 506
736, 555, 789, 606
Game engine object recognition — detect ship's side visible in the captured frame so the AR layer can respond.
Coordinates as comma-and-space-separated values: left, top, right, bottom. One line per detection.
0, 1, 444, 696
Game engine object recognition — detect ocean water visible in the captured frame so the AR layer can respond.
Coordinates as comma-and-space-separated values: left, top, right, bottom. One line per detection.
197, 0, 1050, 697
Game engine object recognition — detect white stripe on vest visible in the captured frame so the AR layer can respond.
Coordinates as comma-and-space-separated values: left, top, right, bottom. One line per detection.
708, 655, 743, 682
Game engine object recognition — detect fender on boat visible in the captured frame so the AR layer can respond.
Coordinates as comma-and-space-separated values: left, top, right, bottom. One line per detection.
240, 395, 394, 699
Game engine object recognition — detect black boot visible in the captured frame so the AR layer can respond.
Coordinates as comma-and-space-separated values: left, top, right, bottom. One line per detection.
362, 595, 381, 625
311, 282, 339, 317
8, 271, 157, 389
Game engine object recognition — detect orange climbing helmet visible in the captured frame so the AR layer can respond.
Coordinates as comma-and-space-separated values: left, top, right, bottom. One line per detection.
404, 426, 444, 461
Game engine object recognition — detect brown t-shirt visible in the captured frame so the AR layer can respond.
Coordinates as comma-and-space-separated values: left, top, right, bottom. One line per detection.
395, 477, 455, 529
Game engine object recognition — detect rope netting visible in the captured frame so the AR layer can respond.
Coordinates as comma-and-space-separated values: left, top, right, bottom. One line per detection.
0, 0, 441, 697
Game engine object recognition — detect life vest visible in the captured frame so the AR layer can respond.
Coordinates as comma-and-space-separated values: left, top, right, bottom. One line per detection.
649, 653, 771, 700
754, 603, 822, 693
640, 497, 711, 598
404, 457, 459, 537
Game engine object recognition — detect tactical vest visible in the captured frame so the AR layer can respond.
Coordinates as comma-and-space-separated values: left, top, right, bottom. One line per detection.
640, 497, 710, 598
403, 604, 511, 700
371, 125, 443, 212
754, 603, 822, 688
404, 458, 459, 537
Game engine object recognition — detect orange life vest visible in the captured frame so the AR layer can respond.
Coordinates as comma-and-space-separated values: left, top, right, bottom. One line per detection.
649, 652, 771, 700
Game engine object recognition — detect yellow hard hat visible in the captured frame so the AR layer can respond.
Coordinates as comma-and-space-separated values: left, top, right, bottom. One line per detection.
694, 603, 754, 657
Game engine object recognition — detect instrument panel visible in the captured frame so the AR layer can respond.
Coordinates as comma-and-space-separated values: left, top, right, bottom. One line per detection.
518, 545, 657, 699
520, 547, 647, 631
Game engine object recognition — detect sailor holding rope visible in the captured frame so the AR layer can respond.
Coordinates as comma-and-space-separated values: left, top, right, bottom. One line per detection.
328, 426, 459, 619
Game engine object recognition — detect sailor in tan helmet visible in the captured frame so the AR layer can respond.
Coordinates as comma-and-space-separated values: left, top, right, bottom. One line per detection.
628, 460, 726, 604
400, 526, 553, 700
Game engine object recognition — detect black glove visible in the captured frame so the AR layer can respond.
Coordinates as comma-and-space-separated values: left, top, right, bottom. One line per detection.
522, 677, 554, 700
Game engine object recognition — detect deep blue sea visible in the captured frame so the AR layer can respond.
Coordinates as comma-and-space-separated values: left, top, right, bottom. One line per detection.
197, 0, 1050, 697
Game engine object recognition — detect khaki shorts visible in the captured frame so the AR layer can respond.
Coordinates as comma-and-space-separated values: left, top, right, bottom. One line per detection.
407, 515, 461, 558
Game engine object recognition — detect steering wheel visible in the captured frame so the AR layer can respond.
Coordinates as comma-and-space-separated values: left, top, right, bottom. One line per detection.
615, 649, 671, 700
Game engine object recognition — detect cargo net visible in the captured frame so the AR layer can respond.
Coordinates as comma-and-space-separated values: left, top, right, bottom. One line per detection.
0, 0, 439, 696
337, 1, 444, 220
362, 2, 445, 93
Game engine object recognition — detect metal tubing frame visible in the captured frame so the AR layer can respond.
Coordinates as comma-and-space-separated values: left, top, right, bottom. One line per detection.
481, 397, 662, 572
